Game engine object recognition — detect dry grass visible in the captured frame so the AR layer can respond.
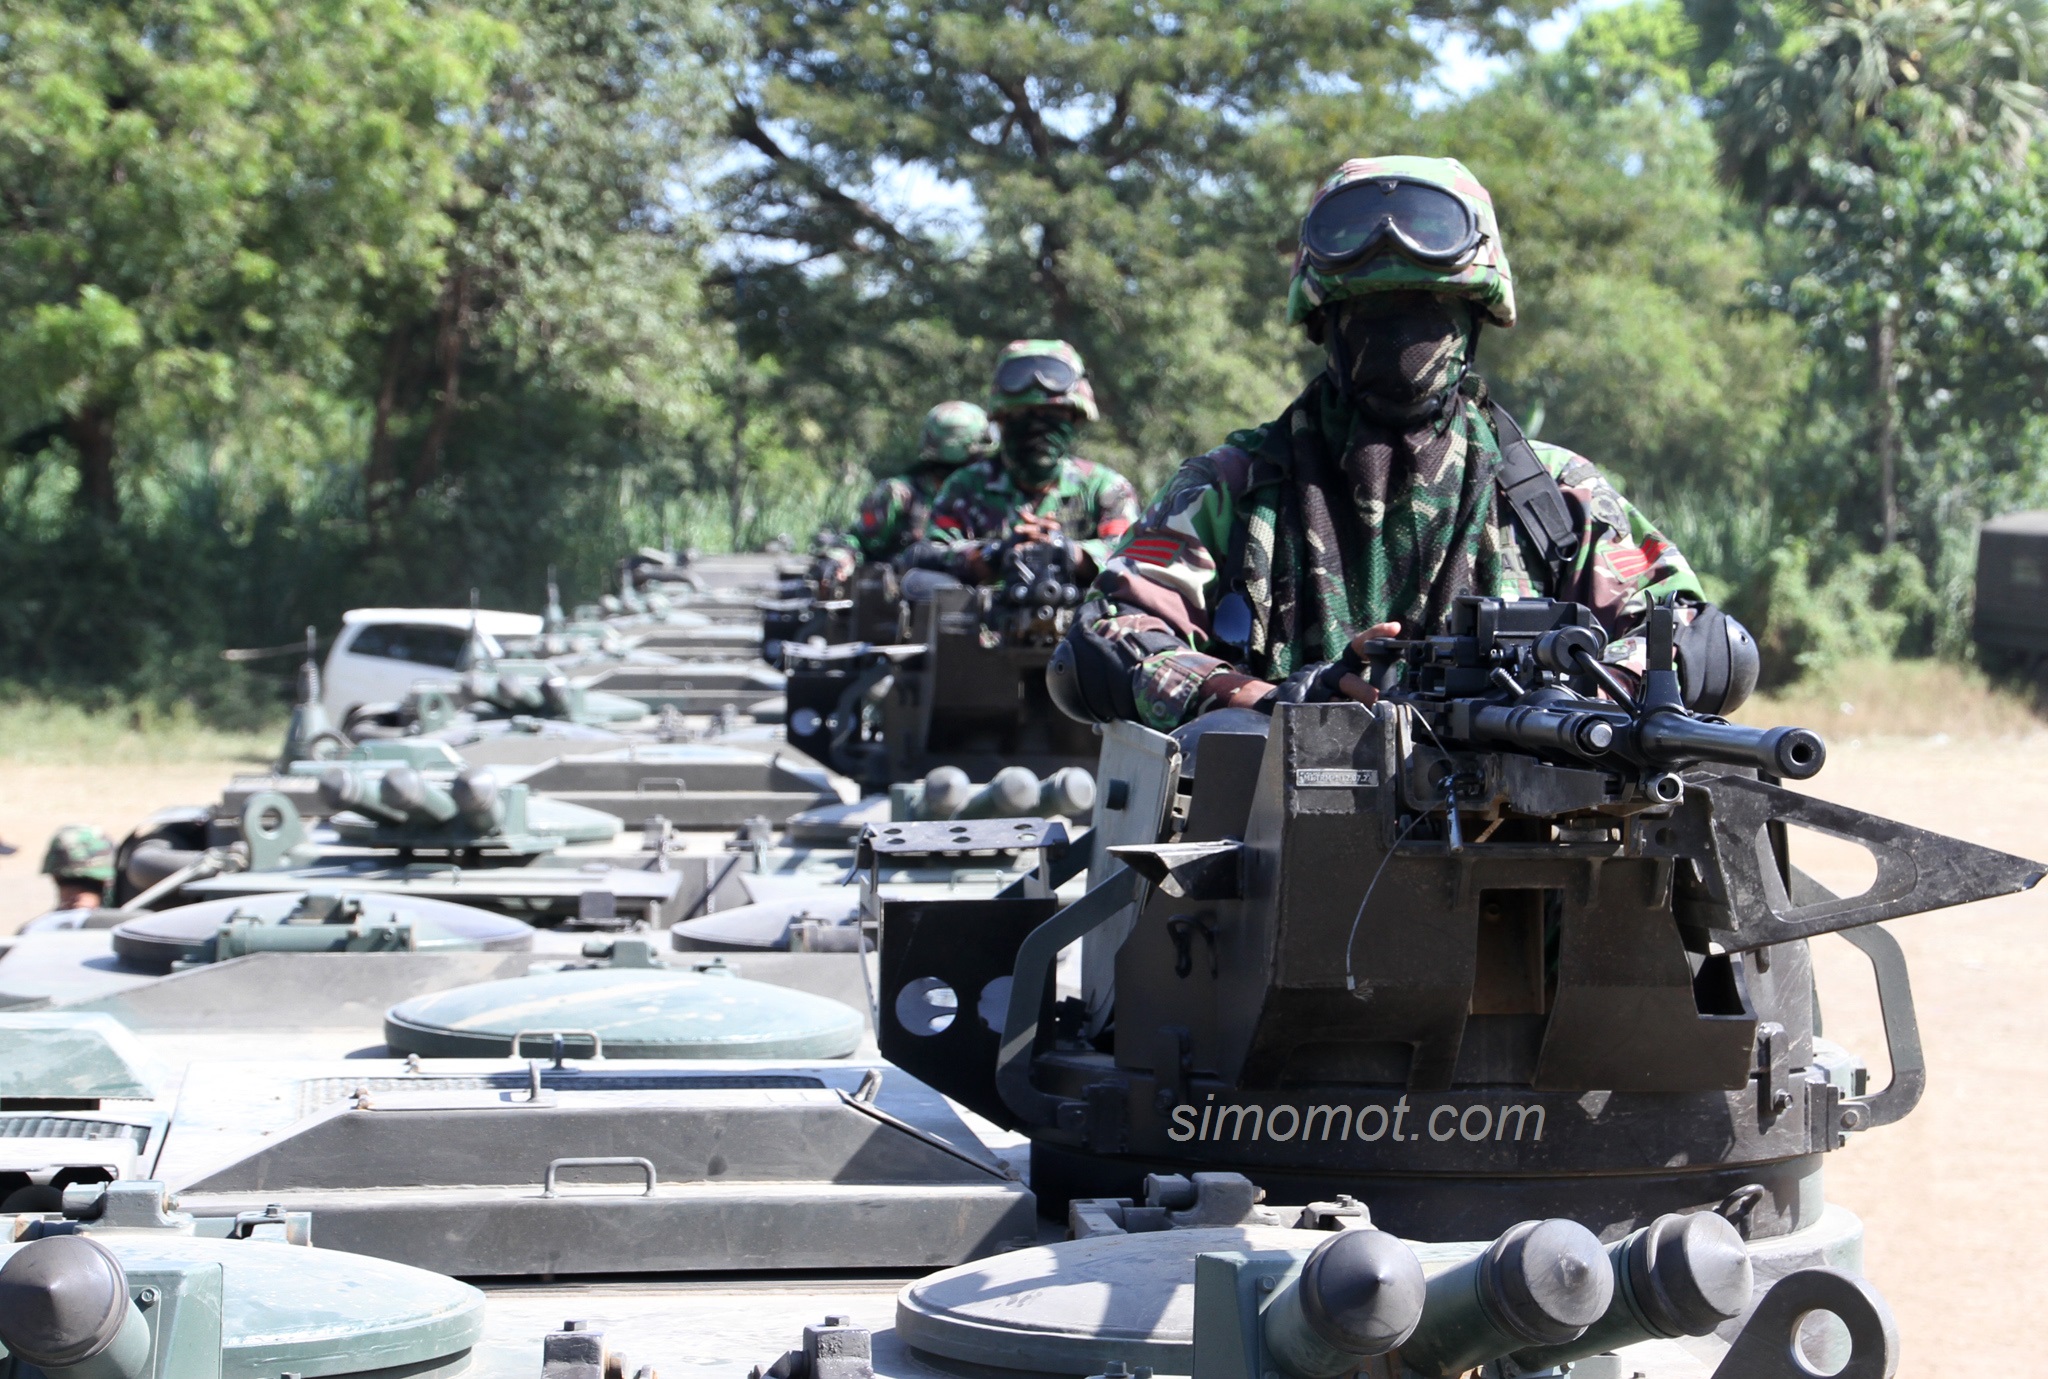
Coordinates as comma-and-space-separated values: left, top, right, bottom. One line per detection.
1734, 657, 2045, 741
0, 696, 281, 766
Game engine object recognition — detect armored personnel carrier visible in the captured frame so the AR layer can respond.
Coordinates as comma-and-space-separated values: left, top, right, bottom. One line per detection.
11, 596, 2019, 1378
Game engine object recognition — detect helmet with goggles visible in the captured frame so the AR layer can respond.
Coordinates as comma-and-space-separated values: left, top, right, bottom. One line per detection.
1285, 156, 1516, 330
919, 400, 998, 465
986, 339, 1100, 421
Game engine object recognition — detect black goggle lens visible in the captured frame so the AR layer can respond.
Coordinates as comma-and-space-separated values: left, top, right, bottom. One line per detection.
994, 355, 1081, 397
1303, 180, 1478, 264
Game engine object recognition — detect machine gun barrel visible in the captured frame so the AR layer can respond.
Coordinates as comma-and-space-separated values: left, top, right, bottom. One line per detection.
1632, 712, 1826, 780
1465, 703, 1618, 758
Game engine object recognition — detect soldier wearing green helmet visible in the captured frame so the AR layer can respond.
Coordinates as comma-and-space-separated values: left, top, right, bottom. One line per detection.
41, 824, 115, 911
908, 339, 1140, 584
1052, 156, 1759, 730
850, 400, 998, 563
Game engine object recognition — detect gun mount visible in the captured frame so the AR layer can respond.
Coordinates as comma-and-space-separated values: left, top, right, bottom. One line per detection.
882, 657, 2041, 1244
983, 534, 1088, 647
784, 576, 1100, 792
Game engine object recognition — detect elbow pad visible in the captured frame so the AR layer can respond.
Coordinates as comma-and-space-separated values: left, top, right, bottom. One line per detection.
1673, 604, 1761, 715
893, 541, 954, 575
1048, 621, 1146, 724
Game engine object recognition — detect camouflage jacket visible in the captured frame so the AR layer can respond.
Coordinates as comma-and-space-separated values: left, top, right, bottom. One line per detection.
854, 467, 949, 562
929, 456, 1142, 572
1087, 422, 1705, 731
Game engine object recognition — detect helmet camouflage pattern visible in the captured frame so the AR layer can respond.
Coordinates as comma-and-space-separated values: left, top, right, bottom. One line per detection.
1286, 155, 1517, 329
986, 339, 1100, 421
42, 824, 114, 883
919, 400, 997, 465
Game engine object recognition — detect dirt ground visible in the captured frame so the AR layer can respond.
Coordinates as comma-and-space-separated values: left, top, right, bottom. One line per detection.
1, 733, 2041, 1373
0, 758, 271, 923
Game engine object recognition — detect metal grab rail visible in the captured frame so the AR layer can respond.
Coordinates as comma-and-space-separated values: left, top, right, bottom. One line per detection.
507, 1028, 605, 1062
542, 1157, 658, 1198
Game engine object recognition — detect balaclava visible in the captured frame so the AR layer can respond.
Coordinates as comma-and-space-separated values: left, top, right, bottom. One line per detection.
1000, 409, 1078, 491
1326, 291, 1476, 423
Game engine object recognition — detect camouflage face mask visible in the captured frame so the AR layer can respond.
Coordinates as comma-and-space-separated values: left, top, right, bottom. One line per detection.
1000, 411, 1078, 490
1329, 292, 1474, 416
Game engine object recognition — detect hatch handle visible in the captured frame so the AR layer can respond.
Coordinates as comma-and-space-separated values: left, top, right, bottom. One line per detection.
508, 1028, 605, 1064
543, 1157, 658, 1198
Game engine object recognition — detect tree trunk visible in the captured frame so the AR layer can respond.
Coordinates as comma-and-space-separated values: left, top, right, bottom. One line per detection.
1874, 310, 1899, 550
364, 325, 410, 529
64, 406, 119, 521
412, 267, 472, 504
728, 383, 749, 549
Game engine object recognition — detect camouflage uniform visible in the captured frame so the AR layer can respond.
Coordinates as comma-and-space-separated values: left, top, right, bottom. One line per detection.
1078, 156, 1706, 731
1089, 417, 1703, 729
852, 400, 997, 563
854, 470, 949, 563
929, 457, 1142, 570
917, 340, 1141, 577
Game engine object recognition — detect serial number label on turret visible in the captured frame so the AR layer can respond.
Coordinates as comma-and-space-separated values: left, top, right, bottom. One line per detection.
1293, 768, 1379, 788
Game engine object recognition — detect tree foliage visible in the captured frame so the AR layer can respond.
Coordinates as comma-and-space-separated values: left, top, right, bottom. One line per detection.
2, 0, 2046, 708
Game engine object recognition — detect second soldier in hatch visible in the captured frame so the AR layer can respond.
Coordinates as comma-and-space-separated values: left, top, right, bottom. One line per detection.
1052, 156, 1758, 730
853, 401, 998, 563
905, 340, 1142, 584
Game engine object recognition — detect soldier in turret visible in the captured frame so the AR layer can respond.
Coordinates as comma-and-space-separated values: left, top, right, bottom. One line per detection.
1050, 157, 1755, 730
40, 824, 114, 912
908, 340, 1141, 586
851, 401, 998, 563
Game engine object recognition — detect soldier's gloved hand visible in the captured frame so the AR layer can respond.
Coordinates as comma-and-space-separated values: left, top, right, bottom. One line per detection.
1262, 661, 1347, 707
1253, 622, 1401, 711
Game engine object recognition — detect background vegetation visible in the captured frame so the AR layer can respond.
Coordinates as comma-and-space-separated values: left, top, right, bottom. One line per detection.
4, 0, 2046, 719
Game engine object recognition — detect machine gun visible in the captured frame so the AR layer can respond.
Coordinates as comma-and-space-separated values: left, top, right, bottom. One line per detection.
877, 596, 2043, 1250
1353, 597, 1821, 825
981, 532, 1086, 646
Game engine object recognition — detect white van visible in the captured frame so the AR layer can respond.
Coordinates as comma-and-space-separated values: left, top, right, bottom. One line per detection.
321, 608, 545, 721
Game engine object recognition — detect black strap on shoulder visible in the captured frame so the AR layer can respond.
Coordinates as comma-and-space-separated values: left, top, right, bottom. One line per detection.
1488, 400, 1579, 592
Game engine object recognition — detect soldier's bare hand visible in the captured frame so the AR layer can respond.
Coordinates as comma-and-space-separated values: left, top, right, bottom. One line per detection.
1013, 511, 1062, 544
1337, 674, 1379, 705
1348, 621, 1403, 654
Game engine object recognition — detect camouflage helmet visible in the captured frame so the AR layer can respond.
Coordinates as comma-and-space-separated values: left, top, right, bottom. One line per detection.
919, 400, 998, 465
41, 824, 114, 883
1286, 156, 1516, 329
986, 339, 1100, 421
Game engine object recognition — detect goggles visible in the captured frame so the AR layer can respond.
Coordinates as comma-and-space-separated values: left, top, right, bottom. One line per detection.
993, 353, 1083, 399
1300, 177, 1485, 271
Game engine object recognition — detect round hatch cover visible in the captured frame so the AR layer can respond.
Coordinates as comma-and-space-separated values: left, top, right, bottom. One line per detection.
112, 893, 533, 972
0, 1234, 483, 1379
384, 967, 864, 1058
898, 1226, 1333, 1376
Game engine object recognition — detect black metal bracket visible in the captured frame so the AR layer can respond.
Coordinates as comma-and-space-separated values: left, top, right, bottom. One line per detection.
995, 867, 1144, 1128
1655, 774, 2042, 951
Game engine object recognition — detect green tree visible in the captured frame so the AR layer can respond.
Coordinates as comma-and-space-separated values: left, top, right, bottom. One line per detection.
709, 0, 1560, 492
1414, 14, 1795, 519
1690, 0, 2048, 546
0, 0, 505, 519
